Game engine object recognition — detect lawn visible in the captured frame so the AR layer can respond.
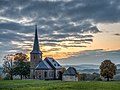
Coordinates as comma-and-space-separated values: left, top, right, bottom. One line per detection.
0, 80, 120, 90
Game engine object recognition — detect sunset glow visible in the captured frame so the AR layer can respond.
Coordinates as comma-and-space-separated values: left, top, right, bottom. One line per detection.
0, 0, 120, 66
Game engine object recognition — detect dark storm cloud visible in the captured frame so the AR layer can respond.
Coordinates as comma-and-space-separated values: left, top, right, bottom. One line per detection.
40, 38, 93, 43
0, 0, 120, 58
63, 0, 120, 23
0, 22, 36, 33
0, 28, 33, 43
0, 0, 31, 19
41, 42, 58, 47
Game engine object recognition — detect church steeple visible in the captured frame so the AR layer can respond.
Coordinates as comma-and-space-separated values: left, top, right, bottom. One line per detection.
33, 25, 40, 52
30, 25, 42, 79
31, 25, 42, 54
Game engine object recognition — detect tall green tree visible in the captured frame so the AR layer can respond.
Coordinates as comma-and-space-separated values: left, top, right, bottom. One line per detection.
13, 53, 30, 79
100, 60, 117, 81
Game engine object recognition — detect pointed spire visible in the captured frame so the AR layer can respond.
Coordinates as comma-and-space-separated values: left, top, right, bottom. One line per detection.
33, 25, 40, 51
31, 25, 42, 54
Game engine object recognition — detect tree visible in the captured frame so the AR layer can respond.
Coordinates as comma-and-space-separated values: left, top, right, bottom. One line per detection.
80, 73, 87, 81
3, 54, 14, 80
61, 67, 66, 74
77, 73, 81, 81
100, 60, 117, 81
13, 53, 30, 79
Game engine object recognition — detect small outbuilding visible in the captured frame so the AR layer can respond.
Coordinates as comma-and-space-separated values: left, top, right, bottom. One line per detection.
62, 67, 79, 81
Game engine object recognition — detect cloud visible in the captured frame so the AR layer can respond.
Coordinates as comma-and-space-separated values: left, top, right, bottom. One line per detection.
63, 0, 120, 23
59, 45, 86, 48
43, 48, 61, 52
0, 0, 120, 65
114, 33, 120, 36
59, 49, 120, 65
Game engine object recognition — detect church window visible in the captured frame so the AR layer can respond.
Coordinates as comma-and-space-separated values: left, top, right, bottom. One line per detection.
44, 71, 47, 78
34, 55, 35, 59
49, 71, 54, 77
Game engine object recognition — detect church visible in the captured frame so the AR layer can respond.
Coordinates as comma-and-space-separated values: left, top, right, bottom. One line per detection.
30, 25, 62, 80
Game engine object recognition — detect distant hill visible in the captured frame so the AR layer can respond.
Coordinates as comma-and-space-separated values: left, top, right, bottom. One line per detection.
0, 67, 3, 70
116, 64, 120, 69
63, 64, 99, 70
78, 69, 99, 74
0, 67, 3, 76
64, 64, 120, 74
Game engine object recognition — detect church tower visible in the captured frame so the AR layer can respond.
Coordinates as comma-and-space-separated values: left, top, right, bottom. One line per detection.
30, 25, 42, 79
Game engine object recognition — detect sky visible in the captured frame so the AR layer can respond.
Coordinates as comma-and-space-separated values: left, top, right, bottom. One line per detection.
0, 0, 120, 66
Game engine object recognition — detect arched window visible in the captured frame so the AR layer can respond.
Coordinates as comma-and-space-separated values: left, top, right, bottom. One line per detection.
44, 71, 47, 78
34, 55, 35, 59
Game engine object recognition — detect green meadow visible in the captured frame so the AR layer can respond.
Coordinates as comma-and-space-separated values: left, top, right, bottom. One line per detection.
0, 80, 120, 90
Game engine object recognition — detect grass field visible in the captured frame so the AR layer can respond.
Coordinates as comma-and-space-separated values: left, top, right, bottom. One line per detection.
0, 80, 120, 90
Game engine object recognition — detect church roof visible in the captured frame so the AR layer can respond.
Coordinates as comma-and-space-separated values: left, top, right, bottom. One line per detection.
45, 57, 62, 69
63, 67, 78, 76
35, 57, 62, 70
35, 60, 52, 70
31, 25, 42, 54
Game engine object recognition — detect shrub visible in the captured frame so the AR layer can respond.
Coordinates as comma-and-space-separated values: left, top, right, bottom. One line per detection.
0, 76, 2, 80
94, 77, 102, 81
3, 74, 11, 80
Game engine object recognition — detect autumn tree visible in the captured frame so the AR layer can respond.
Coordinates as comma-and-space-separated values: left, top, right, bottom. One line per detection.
13, 53, 30, 79
61, 67, 66, 74
3, 54, 14, 80
100, 60, 117, 81
3, 53, 30, 80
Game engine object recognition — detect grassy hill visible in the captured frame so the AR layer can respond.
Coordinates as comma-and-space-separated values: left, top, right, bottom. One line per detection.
0, 80, 120, 90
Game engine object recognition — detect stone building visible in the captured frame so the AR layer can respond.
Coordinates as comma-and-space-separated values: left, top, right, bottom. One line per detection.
30, 25, 62, 80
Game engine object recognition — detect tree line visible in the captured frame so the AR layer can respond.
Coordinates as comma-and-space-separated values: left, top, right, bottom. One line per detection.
2, 53, 117, 81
